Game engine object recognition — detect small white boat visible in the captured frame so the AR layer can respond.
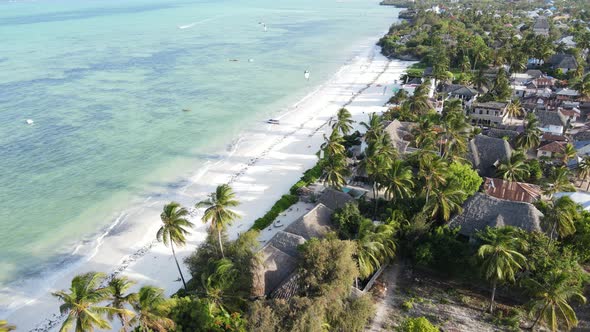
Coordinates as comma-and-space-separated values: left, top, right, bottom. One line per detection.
25, 119, 34, 125
304, 70, 310, 80
267, 119, 280, 124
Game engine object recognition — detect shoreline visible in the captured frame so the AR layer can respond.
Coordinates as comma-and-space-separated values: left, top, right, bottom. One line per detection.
4, 37, 413, 331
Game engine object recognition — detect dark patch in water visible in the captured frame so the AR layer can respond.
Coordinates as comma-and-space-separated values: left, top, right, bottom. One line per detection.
0, 3, 179, 26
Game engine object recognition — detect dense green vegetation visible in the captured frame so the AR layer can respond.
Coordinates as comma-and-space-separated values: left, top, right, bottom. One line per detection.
251, 194, 299, 230
247, 238, 375, 332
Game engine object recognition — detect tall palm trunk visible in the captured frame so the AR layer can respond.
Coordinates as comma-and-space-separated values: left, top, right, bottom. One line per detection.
118, 314, 129, 332
170, 242, 187, 290
530, 302, 550, 331
373, 181, 378, 219
547, 221, 558, 250
489, 280, 497, 313
217, 228, 225, 258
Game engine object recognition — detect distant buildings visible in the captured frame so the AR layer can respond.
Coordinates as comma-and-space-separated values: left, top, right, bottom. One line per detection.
548, 53, 578, 73
532, 16, 550, 36
469, 102, 509, 126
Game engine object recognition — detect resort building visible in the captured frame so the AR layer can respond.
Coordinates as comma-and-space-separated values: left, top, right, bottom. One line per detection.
548, 53, 578, 73
483, 178, 542, 203
468, 135, 512, 178
383, 120, 416, 154
537, 141, 567, 159
449, 193, 544, 240
532, 16, 549, 36
535, 110, 566, 135
252, 203, 334, 299
468, 102, 509, 126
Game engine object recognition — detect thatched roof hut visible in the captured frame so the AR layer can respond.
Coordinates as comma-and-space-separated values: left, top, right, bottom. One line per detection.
317, 188, 355, 211
251, 203, 335, 298
449, 193, 543, 238
252, 243, 299, 299
383, 120, 415, 153
284, 203, 333, 240
268, 230, 306, 257
468, 135, 512, 178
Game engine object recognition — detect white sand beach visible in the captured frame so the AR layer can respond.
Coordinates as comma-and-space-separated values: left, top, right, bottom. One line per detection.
4, 38, 413, 331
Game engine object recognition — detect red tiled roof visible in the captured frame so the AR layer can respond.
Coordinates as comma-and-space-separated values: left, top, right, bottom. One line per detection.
559, 109, 580, 117
541, 132, 568, 142
483, 178, 542, 203
538, 141, 566, 153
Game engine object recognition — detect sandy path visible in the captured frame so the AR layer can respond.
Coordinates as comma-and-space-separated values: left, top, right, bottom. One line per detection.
368, 262, 402, 332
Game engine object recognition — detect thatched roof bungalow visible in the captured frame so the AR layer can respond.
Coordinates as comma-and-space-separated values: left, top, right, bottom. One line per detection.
317, 188, 355, 211
251, 203, 334, 299
449, 193, 544, 238
383, 120, 415, 154
468, 135, 513, 178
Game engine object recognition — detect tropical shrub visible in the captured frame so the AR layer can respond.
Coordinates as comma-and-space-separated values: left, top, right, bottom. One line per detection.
289, 163, 324, 195
397, 317, 439, 332
445, 162, 482, 202
332, 202, 366, 239
251, 194, 299, 230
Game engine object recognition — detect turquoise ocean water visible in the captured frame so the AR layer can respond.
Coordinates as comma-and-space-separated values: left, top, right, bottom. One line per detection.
0, 0, 397, 290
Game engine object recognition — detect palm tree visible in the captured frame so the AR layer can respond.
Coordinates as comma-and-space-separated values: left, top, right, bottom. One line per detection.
108, 276, 137, 332
404, 84, 431, 116
516, 114, 542, 151
576, 155, 590, 191
418, 152, 447, 204
496, 150, 529, 182
196, 184, 240, 258
412, 118, 437, 150
417, 153, 448, 204
383, 159, 414, 202
543, 167, 576, 196
544, 196, 579, 241
477, 228, 527, 313
319, 129, 346, 158
425, 186, 465, 221
322, 152, 349, 189
0, 321, 16, 332
200, 258, 238, 314
131, 286, 175, 332
52, 272, 129, 332
157, 202, 194, 289
528, 271, 587, 332
361, 133, 395, 215
558, 143, 577, 165
360, 113, 384, 143
573, 74, 590, 99
472, 69, 489, 92
440, 107, 469, 161
355, 220, 397, 279
506, 99, 523, 124
330, 108, 354, 135
389, 89, 409, 105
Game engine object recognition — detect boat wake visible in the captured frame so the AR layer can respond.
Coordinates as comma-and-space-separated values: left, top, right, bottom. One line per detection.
177, 15, 224, 30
